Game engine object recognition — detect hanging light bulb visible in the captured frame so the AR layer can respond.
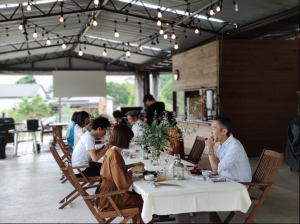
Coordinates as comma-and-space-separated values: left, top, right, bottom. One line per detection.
93, 19, 98, 26
126, 50, 130, 57
174, 43, 179, 49
164, 33, 168, 39
139, 45, 143, 51
171, 32, 176, 39
159, 27, 164, 35
62, 42, 67, 49
157, 10, 162, 18
27, 2, 31, 11
157, 19, 161, 26
33, 31, 37, 38
195, 28, 199, 34
78, 48, 83, 56
233, 1, 239, 11
114, 30, 119, 37
103, 50, 107, 56
46, 38, 51, 45
209, 8, 214, 15
59, 16, 64, 22
94, 0, 99, 4
216, 2, 221, 12
19, 23, 23, 30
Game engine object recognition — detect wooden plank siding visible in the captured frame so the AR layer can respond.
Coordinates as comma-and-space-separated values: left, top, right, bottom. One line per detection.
172, 40, 219, 91
219, 39, 299, 156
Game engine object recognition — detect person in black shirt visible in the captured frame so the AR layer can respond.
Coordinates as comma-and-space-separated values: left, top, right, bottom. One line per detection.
143, 94, 165, 126
112, 110, 128, 126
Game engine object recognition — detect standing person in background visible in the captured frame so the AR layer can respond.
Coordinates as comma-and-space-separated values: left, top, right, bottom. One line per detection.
143, 94, 165, 126
112, 110, 127, 126
74, 111, 92, 148
65, 112, 78, 138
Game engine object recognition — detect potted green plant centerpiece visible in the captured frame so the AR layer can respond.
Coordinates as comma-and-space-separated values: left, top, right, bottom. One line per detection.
136, 111, 179, 165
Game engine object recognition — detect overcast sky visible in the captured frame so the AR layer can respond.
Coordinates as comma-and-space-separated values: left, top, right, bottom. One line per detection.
0, 75, 135, 90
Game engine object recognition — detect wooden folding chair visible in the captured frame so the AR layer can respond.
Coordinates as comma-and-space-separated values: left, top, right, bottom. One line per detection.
66, 164, 142, 224
183, 136, 207, 164
49, 145, 101, 209
223, 149, 284, 224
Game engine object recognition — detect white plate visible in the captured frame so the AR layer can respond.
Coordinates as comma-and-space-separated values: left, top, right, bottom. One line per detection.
156, 180, 188, 186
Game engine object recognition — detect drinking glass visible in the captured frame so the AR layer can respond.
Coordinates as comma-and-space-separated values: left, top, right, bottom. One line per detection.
164, 152, 170, 164
174, 154, 180, 160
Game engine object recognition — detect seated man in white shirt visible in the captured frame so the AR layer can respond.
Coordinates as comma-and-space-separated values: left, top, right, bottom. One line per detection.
126, 110, 144, 141
175, 114, 252, 223
72, 116, 111, 194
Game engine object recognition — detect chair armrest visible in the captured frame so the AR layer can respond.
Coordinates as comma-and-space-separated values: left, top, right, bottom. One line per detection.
64, 146, 73, 149
82, 190, 126, 200
60, 165, 90, 171
239, 182, 274, 186
82, 184, 102, 190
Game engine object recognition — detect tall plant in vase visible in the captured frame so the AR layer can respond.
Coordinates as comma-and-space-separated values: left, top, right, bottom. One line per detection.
137, 111, 187, 165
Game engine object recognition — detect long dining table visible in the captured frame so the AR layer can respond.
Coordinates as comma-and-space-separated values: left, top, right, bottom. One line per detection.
98, 143, 251, 223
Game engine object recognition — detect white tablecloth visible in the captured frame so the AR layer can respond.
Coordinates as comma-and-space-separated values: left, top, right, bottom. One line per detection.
98, 145, 251, 223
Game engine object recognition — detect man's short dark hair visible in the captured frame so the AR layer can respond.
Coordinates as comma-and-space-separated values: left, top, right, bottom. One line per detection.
109, 124, 134, 149
213, 114, 232, 137
112, 110, 123, 119
77, 111, 90, 127
92, 116, 111, 130
143, 94, 155, 103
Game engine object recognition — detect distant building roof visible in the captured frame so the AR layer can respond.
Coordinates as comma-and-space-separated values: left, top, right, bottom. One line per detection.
124, 77, 135, 83
53, 95, 114, 108
0, 84, 46, 98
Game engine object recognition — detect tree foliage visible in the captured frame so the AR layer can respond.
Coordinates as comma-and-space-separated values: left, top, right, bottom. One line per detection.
16, 75, 37, 84
8, 94, 54, 122
159, 74, 173, 110
106, 82, 135, 110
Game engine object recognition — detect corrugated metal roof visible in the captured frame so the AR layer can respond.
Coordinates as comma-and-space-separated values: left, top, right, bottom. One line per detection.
0, 84, 45, 97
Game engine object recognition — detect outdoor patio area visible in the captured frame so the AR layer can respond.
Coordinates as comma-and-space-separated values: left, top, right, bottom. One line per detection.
0, 140, 299, 223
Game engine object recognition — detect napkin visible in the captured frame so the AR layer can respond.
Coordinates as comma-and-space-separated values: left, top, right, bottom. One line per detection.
192, 176, 206, 181
210, 177, 226, 183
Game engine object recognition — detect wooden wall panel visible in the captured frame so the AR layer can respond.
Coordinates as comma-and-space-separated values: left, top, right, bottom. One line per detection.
172, 41, 219, 91
220, 39, 299, 156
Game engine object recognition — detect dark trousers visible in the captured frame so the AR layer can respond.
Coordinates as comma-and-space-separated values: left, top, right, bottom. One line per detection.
76, 162, 102, 194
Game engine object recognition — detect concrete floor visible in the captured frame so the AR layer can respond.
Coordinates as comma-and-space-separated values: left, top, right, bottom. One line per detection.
0, 138, 299, 223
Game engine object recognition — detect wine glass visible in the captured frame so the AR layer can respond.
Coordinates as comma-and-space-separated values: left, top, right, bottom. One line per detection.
164, 152, 170, 164
174, 154, 180, 160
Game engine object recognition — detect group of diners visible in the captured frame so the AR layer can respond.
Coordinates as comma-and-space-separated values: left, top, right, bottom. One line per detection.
62, 94, 252, 223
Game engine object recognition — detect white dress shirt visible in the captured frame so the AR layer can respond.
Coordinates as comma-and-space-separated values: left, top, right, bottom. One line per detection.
132, 119, 145, 140
217, 134, 252, 182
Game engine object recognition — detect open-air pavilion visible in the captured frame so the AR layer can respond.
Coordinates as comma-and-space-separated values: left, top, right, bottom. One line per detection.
0, 0, 299, 223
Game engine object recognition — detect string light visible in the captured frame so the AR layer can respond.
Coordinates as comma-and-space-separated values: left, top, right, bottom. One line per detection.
139, 45, 143, 51
78, 46, 83, 56
77, 14, 81, 23
184, 30, 187, 38
94, 0, 99, 4
42, 27, 45, 36
19, 23, 23, 30
6, 27, 9, 37
174, 42, 179, 49
125, 10, 129, 22
62, 42, 67, 49
27, 1, 31, 11
33, 31, 37, 38
171, 32, 176, 39
159, 26, 164, 34
164, 33, 168, 39
114, 20, 119, 37
138, 22, 142, 33
157, 0, 162, 18
102, 44, 107, 56
216, 1, 221, 12
195, 28, 199, 34
126, 50, 130, 57
157, 19, 161, 26
93, 17, 97, 26
60, 2, 64, 22
209, 7, 214, 15
46, 38, 51, 45
233, 1, 239, 11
